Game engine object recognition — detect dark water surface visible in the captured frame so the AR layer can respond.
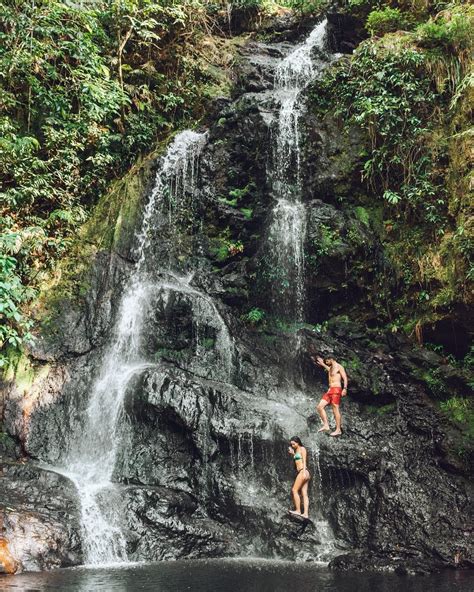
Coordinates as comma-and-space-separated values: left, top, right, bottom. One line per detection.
1, 559, 473, 592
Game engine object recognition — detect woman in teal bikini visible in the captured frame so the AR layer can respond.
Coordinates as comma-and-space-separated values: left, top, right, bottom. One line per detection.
288, 436, 311, 518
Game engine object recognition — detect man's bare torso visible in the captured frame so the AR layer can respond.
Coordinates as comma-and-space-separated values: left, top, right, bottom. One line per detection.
328, 363, 344, 388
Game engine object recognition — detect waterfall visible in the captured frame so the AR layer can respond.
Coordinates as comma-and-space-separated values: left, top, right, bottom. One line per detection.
267, 20, 328, 321
55, 130, 211, 565
24, 23, 340, 569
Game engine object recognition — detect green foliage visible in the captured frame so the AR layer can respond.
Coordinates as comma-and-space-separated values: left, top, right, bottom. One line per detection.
0, 255, 34, 366
310, 0, 474, 326
307, 224, 342, 269
154, 347, 186, 362
210, 228, 244, 261
354, 206, 371, 226
464, 346, 474, 371
218, 183, 255, 209
312, 40, 449, 228
201, 337, 216, 349
366, 8, 411, 36
228, 183, 255, 202
453, 224, 474, 281
416, 8, 474, 51
281, 0, 327, 16
0, 0, 234, 360
218, 195, 238, 207
311, 2, 473, 330
231, 0, 263, 9
345, 355, 363, 372
347, 0, 376, 8
266, 317, 313, 335
421, 368, 447, 399
244, 307, 265, 325
439, 396, 474, 435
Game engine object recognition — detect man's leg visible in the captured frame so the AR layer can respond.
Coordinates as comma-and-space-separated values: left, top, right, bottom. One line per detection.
330, 403, 342, 436
316, 399, 330, 432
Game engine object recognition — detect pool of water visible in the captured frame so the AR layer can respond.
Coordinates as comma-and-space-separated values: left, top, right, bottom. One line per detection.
1, 559, 472, 592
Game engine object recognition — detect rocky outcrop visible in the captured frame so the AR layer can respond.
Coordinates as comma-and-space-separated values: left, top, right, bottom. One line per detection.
0, 461, 81, 572
1, 12, 472, 575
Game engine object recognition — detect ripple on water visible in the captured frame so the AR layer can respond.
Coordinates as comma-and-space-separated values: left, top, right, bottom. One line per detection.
2, 559, 473, 592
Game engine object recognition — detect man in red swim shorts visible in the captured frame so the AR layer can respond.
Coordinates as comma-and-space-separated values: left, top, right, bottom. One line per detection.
312, 355, 348, 437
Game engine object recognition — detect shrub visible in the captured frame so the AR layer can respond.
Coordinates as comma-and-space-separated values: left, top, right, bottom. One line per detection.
312, 42, 444, 224
422, 368, 446, 399
240, 207, 253, 219
417, 9, 474, 51
210, 228, 244, 261
230, 0, 264, 11
0, 255, 34, 367
366, 8, 410, 36
354, 206, 371, 227
440, 396, 474, 433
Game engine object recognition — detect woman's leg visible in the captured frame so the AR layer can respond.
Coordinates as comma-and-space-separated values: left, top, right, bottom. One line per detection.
301, 475, 310, 518
290, 471, 306, 514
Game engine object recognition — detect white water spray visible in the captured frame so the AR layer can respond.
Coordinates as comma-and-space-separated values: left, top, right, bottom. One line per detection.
268, 20, 328, 320
56, 131, 210, 565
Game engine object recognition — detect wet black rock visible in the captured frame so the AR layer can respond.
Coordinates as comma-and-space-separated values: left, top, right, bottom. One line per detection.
326, 11, 367, 54
0, 462, 82, 572
329, 551, 447, 575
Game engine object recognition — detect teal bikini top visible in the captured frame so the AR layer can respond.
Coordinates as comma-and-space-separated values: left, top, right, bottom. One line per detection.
294, 452, 302, 461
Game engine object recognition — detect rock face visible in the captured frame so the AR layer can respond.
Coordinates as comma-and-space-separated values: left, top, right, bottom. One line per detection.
1, 13, 472, 575
0, 462, 81, 572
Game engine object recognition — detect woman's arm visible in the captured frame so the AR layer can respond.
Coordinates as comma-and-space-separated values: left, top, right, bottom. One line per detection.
288, 446, 295, 456
302, 447, 307, 473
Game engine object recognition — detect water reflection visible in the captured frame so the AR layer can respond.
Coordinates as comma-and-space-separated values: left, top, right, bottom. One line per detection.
1, 559, 473, 592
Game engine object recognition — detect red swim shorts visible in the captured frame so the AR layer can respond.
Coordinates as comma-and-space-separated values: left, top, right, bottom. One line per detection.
322, 387, 343, 406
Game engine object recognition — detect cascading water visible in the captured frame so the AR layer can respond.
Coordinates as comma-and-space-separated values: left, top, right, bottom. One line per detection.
54, 130, 215, 565
267, 20, 329, 321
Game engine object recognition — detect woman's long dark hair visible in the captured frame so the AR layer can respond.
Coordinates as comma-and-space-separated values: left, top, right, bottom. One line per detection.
290, 436, 303, 446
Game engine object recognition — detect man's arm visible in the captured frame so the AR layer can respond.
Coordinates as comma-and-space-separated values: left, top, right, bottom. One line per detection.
314, 356, 330, 372
340, 365, 348, 395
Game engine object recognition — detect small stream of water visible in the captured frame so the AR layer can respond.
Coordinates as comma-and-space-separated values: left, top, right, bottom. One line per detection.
154, 271, 234, 379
